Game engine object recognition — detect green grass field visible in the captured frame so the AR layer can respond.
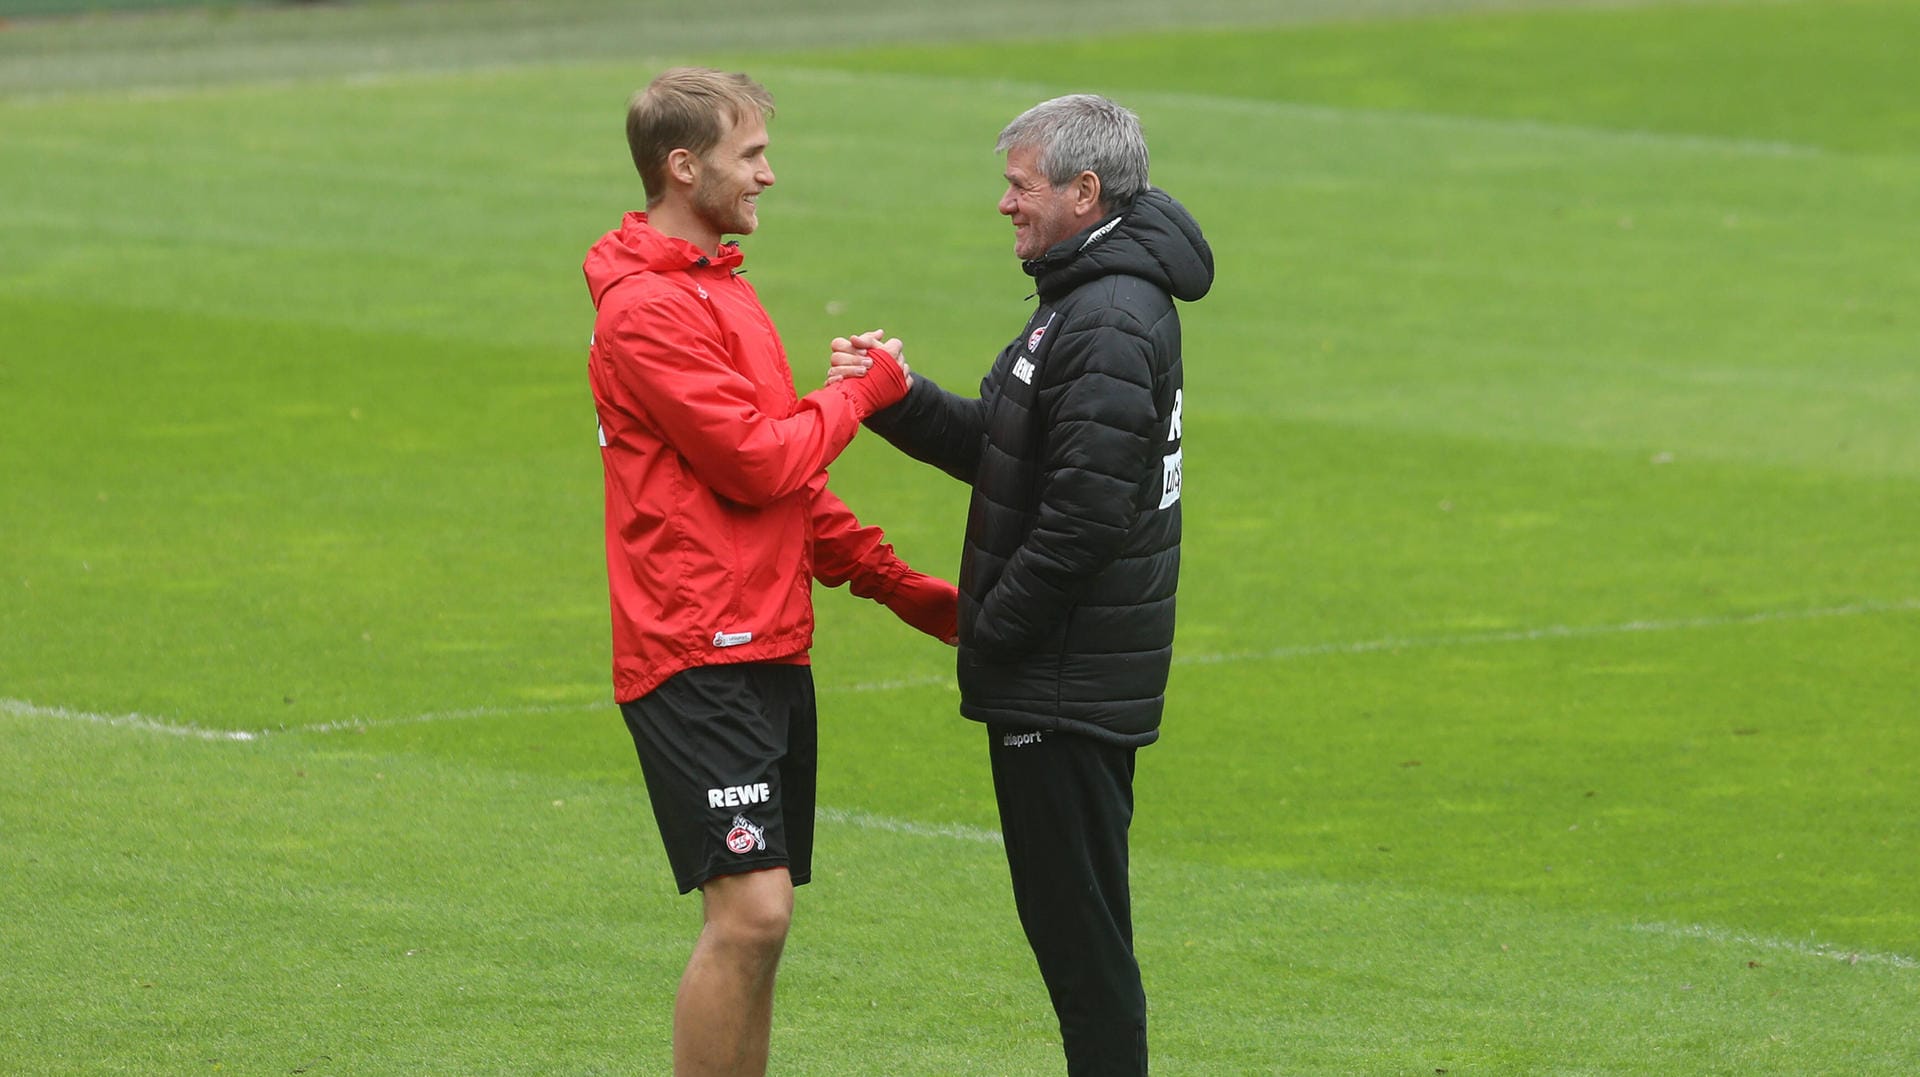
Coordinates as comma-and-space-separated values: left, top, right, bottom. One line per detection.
4, 0, 1918, 1072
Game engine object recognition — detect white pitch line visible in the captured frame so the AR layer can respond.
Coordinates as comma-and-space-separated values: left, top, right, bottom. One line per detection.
816, 806, 1003, 846
834, 599, 1920, 691
1634, 921, 1919, 971
1179, 598, 1920, 667
807, 818, 1919, 970
0, 697, 592, 742
297, 701, 590, 735
824, 673, 954, 694
0, 697, 262, 742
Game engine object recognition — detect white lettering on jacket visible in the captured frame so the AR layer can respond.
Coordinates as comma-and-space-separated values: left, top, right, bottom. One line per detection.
1013, 356, 1036, 385
1159, 448, 1183, 510
1078, 215, 1122, 252
708, 783, 772, 809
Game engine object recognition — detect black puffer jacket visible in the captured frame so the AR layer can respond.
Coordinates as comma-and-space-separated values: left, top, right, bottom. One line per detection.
867, 188, 1213, 745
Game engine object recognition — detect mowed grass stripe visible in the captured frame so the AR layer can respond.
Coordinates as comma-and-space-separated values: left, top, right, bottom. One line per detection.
10, 595, 1916, 738
751, 61, 1834, 158
0, 0, 1730, 101
5, 711, 1915, 1075
762, 0, 1920, 155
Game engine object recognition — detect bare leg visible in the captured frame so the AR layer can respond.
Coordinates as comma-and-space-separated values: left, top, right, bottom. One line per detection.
674, 867, 794, 1077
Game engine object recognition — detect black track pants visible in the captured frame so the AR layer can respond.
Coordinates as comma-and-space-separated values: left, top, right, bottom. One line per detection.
988, 725, 1147, 1076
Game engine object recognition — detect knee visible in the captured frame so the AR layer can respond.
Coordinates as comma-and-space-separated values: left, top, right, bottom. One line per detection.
721, 898, 791, 953
712, 905, 790, 967
705, 879, 793, 958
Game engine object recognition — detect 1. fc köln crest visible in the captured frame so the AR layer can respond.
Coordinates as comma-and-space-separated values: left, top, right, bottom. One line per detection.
725, 815, 766, 854
1027, 311, 1056, 352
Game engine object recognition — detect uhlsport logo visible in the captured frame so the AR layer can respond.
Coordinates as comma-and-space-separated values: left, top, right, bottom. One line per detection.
1001, 731, 1045, 748
1077, 214, 1123, 252
725, 814, 766, 855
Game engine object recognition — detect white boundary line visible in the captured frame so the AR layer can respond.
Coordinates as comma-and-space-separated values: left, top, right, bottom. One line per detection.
816, 806, 1003, 846
771, 842, 1920, 969
6, 598, 1915, 741
823, 674, 953, 695
295, 702, 586, 735
1634, 922, 1919, 971
0, 697, 588, 741
1180, 597, 1920, 667
0, 697, 263, 742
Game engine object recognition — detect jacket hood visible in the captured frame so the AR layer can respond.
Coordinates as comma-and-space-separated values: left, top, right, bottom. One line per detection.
583, 212, 744, 308
1025, 187, 1213, 304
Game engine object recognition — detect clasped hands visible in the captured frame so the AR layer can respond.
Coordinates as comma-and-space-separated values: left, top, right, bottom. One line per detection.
827, 329, 912, 389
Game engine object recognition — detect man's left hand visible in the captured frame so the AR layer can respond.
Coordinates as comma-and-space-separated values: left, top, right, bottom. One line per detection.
827, 330, 911, 388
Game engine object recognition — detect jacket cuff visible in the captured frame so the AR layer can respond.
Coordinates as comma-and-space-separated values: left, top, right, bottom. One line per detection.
844, 548, 910, 603
863, 373, 939, 435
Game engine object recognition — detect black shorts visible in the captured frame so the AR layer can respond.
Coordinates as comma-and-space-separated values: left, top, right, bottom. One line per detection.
620, 662, 817, 894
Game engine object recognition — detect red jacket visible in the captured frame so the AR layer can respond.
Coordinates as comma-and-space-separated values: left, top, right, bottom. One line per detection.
585, 213, 946, 702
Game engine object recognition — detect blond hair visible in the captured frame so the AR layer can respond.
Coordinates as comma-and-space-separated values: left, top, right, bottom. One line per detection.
626, 68, 775, 206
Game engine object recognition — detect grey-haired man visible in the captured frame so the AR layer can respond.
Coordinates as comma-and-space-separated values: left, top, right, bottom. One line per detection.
833, 94, 1213, 1074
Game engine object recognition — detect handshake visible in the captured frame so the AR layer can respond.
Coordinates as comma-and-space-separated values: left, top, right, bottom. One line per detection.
820, 329, 956, 645
822, 329, 914, 418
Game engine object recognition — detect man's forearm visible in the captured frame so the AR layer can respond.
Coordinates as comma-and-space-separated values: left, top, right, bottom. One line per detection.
865, 375, 984, 483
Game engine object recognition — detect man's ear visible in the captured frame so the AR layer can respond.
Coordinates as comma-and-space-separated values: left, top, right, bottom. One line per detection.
666, 147, 699, 189
1071, 170, 1104, 216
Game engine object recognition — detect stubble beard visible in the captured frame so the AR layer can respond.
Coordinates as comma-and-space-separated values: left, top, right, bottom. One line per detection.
694, 175, 756, 240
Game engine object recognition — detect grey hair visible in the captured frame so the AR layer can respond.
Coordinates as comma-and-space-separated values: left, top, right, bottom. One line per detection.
995, 94, 1149, 212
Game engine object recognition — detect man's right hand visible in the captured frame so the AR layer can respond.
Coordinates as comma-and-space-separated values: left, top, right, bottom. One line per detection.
882, 570, 960, 645
829, 337, 911, 419
828, 330, 912, 389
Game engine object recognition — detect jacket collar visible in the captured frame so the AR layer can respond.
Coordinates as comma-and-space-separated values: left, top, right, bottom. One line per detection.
584, 212, 745, 306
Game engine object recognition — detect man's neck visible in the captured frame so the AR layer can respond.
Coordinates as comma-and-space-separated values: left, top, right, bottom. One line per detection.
645, 201, 722, 257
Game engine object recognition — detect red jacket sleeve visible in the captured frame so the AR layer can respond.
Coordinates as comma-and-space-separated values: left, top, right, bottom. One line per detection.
811, 484, 907, 595
811, 485, 959, 643
603, 288, 862, 507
